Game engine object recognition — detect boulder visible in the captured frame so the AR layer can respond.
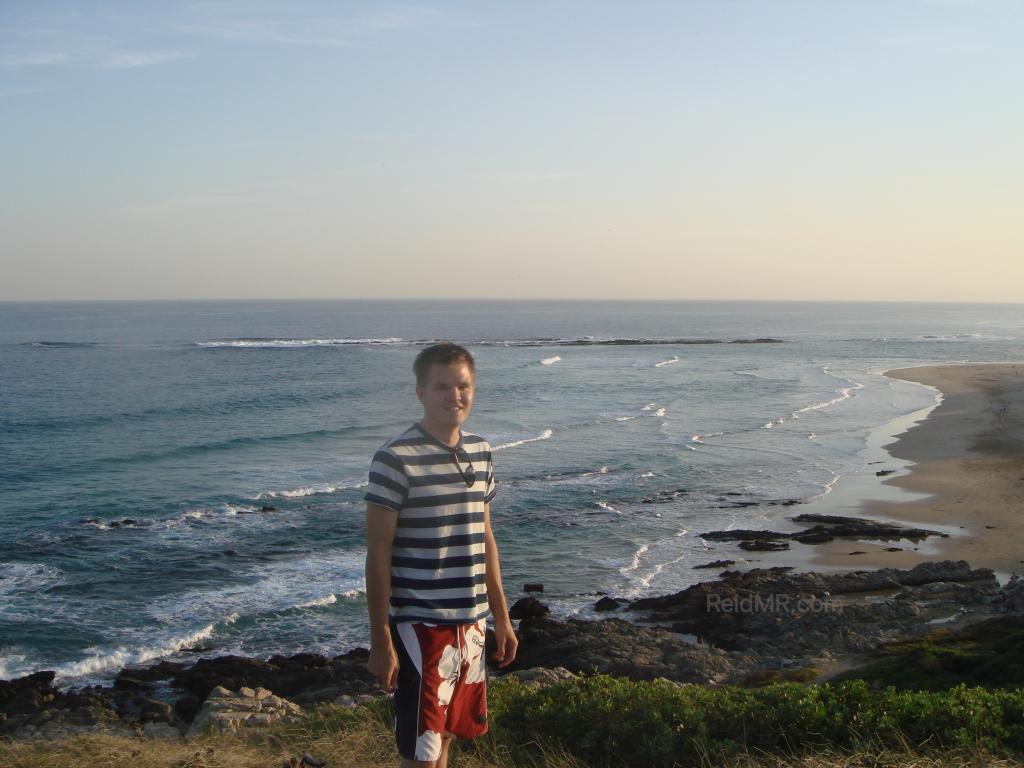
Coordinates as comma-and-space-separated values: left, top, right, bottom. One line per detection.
185, 686, 303, 737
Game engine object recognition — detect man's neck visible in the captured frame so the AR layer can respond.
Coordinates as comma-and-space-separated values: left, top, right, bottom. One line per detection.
417, 419, 461, 448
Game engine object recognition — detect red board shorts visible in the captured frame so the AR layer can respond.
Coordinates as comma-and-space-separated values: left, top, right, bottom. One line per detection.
391, 619, 488, 762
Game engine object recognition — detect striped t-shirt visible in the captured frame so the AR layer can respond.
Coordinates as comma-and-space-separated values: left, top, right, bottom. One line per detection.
365, 422, 496, 625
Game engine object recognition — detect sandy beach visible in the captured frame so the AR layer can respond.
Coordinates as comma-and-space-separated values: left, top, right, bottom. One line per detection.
761, 363, 1024, 578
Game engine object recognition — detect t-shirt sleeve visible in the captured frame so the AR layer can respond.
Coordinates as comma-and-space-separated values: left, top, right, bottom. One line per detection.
364, 448, 408, 513
484, 447, 497, 504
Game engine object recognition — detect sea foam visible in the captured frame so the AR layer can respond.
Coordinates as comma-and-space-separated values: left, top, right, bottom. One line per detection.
493, 429, 554, 451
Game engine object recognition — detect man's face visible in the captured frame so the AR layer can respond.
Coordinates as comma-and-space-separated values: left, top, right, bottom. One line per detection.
417, 362, 475, 430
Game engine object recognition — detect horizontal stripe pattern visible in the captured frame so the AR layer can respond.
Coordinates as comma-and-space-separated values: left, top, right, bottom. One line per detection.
365, 423, 496, 624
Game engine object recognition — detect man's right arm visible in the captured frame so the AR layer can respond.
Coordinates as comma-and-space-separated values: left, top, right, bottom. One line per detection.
365, 502, 399, 691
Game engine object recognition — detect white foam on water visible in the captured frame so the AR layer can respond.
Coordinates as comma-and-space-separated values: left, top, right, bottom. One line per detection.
733, 371, 761, 377
540, 355, 562, 365
146, 550, 365, 626
154, 503, 262, 529
793, 369, 864, 416
805, 468, 842, 501
52, 613, 240, 683
614, 415, 638, 422
616, 530, 692, 595
654, 407, 667, 417
691, 432, 724, 443
254, 480, 367, 500
197, 337, 403, 348
595, 501, 621, 515
641, 403, 656, 411
0, 562, 65, 598
493, 429, 554, 451
654, 356, 680, 368
296, 594, 338, 609
638, 471, 655, 478
0, 651, 30, 680
617, 543, 650, 575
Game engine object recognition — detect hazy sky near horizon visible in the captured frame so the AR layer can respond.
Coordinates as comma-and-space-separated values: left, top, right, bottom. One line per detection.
2, 1, 1022, 302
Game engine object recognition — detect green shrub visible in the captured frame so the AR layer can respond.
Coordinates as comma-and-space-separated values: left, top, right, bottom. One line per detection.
487, 676, 1024, 767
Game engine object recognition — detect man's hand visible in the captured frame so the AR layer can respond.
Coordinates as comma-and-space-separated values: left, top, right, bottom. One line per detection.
367, 642, 399, 692
491, 617, 519, 668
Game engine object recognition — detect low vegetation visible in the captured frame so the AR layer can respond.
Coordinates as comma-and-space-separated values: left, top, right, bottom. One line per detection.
3, 676, 1023, 768
832, 615, 1024, 691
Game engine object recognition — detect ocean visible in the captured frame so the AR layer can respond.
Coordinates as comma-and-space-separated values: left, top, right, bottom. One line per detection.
1, 299, 1021, 687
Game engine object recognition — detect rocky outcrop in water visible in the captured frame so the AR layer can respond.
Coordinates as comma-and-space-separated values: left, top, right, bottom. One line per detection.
700, 513, 947, 547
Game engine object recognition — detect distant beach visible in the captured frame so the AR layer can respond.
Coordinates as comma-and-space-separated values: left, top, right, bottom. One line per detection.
748, 363, 1024, 579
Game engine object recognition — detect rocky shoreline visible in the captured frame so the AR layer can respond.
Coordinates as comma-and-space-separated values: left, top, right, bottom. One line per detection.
3, 555, 1021, 744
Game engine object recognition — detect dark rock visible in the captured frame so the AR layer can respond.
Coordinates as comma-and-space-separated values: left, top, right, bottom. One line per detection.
792, 530, 835, 544
112, 675, 152, 691
174, 694, 201, 724
594, 596, 621, 612
640, 488, 689, 504
704, 516, 946, 549
261, 506, 278, 512
523, 583, 544, 593
790, 514, 945, 542
629, 561, 999, 658
507, 617, 754, 685
694, 560, 736, 570
169, 648, 377, 704
739, 540, 789, 551
702, 530, 787, 542
876, 470, 896, 477
509, 596, 550, 620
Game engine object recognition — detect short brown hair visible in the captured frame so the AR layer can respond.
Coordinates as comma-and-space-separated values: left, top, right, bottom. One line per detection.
414, 342, 476, 386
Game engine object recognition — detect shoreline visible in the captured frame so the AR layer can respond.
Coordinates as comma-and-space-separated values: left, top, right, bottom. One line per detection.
739, 362, 1024, 580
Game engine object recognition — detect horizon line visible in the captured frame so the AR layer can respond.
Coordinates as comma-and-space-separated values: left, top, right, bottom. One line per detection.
0, 297, 1022, 306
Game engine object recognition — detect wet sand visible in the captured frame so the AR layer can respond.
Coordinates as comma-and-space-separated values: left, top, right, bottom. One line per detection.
745, 363, 1024, 580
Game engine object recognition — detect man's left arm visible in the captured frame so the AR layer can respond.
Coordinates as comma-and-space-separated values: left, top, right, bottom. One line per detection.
483, 502, 518, 667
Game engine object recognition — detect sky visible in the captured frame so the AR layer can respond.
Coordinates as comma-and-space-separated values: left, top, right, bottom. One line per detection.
1, 0, 1022, 302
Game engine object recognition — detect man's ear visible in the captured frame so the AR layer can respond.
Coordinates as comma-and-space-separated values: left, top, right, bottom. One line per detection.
415, 384, 424, 402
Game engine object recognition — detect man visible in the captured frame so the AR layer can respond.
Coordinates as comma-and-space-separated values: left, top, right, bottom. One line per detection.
364, 342, 518, 768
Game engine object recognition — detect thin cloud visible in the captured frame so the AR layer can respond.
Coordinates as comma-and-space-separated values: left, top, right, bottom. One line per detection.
0, 85, 51, 98
94, 50, 194, 70
177, 4, 476, 47
176, 20, 356, 47
0, 52, 72, 68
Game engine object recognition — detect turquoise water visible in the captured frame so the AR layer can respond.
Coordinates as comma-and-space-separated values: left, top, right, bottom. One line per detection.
1, 299, 1021, 685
